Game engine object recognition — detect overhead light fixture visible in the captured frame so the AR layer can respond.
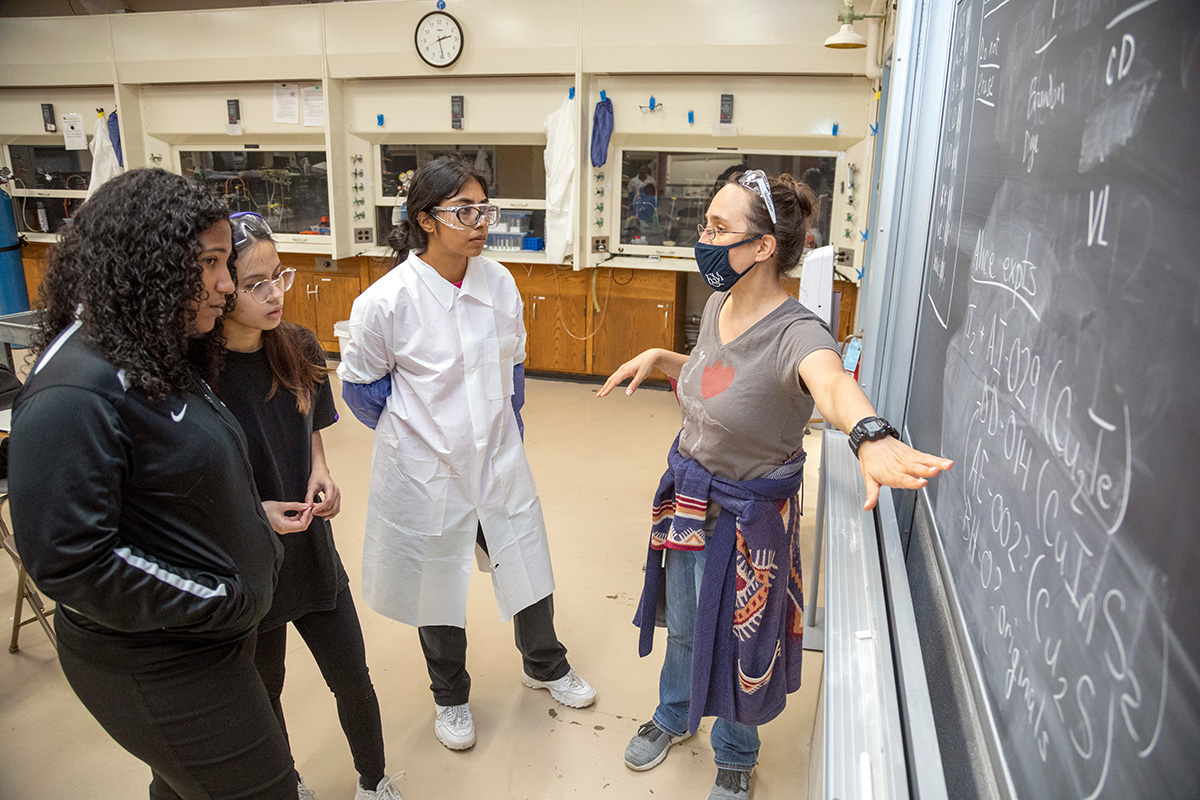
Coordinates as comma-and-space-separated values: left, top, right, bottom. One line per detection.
824, 1, 884, 49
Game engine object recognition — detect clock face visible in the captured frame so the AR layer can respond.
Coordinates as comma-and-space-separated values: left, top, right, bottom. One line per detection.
415, 11, 464, 69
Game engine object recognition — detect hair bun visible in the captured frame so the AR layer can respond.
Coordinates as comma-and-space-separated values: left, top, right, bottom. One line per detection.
387, 220, 412, 254
778, 173, 815, 219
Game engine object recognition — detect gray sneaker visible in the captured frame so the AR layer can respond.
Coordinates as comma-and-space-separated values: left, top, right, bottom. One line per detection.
707, 768, 752, 800
623, 719, 690, 771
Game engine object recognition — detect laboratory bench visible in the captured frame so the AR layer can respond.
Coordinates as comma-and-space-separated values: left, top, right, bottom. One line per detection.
17, 245, 853, 377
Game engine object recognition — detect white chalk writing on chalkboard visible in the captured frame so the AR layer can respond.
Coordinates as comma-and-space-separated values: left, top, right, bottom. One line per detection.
905, 0, 1200, 797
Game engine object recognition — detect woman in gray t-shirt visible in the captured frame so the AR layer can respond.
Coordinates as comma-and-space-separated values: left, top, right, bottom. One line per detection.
599, 169, 952, 800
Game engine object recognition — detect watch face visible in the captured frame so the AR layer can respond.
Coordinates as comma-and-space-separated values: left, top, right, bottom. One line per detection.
415, 11, 464, 68
864, 419, 885, 435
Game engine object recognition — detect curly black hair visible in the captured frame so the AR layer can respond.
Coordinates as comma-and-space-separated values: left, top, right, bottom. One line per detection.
33, 168, 235, 403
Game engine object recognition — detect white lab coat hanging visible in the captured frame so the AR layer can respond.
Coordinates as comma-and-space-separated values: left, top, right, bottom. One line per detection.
543, 95, 576, 263
85, 113, 123, 202
338, 253, 555, 628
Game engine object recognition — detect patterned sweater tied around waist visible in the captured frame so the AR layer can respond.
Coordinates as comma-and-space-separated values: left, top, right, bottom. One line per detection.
635, 434, 807, 731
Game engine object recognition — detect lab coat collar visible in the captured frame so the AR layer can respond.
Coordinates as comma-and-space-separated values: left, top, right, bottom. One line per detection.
458, 257, 494, 307
410, 253, 493, 310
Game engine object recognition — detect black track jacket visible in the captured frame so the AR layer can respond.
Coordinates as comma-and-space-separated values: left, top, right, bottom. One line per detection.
8, 322, 282, 649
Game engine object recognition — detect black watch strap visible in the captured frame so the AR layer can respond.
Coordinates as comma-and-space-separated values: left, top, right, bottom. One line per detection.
848, 416, 899, 457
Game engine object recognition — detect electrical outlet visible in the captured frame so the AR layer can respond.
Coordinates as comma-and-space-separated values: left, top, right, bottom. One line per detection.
314, 257, 335, 272
354, 227, 373, 244
591, 236, 609, 253
836, 247, 855, 266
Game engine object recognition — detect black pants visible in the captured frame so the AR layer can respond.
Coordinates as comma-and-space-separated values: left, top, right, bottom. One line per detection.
254, 586, 386, 784
56, 609, 296, 800
418, 526, 570, 707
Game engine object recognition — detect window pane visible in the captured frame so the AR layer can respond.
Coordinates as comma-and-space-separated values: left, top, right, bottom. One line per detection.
619, 151, 836, 252
373, 203, 545, 252
380, 144, 545, 200
9, 145, 93, 190
180, 150, 330, 235
12, 195, 85, 234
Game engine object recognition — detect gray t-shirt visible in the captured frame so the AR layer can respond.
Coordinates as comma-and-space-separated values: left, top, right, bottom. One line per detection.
677, 292, 838, 481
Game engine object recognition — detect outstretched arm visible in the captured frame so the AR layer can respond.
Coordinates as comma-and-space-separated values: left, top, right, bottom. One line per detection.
799, 348, 953, 510
597, 348, 688, 398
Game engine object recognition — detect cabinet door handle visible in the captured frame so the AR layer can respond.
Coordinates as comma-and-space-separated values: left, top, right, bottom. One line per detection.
532, 299, 538, 320
308, 284, 319, 301
659, 303, 669, 330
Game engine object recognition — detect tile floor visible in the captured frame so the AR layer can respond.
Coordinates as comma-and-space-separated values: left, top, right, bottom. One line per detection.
0, 375, 825, 799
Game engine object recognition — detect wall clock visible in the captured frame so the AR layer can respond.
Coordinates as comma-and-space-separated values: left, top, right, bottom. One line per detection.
415, 11, 464, 69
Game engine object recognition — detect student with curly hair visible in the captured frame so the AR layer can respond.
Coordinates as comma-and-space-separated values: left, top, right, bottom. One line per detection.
214, 212, 403, 799
8, 169, 297, 799
600, 170, 952, 800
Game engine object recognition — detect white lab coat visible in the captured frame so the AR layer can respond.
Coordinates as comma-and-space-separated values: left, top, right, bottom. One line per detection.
543, 96, 576, 263
85, 115, 123, 203
338, 253, 555, 627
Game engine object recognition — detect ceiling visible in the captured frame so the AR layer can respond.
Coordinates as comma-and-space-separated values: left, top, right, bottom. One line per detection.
0, 0, 383, 17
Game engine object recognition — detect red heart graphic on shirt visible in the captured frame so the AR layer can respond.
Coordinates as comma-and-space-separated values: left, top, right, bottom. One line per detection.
701, 360, 735, 399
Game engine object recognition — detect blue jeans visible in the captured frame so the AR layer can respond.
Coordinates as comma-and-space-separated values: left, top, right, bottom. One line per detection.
652, 542, 760, 771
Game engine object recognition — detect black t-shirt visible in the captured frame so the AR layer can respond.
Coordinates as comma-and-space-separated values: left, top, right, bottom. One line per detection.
220, 326, 347, 630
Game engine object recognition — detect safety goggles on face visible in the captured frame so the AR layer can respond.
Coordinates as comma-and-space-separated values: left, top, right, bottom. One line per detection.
240, 268, 296, 304
736, 169, 777, 227
229, 211, 274, 250
430, 203, 501, 229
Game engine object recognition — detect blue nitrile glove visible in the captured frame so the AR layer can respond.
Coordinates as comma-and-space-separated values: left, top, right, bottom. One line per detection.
512, 363, 526, 440
342, 375, 391, 430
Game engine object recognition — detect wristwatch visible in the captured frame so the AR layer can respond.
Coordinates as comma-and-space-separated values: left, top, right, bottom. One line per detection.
848, 416, 899, 457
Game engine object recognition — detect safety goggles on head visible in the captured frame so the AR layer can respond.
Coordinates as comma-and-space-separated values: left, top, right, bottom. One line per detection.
736, 169, 777, 228
430, 203, 500, 229
229, 211, 274, 250
240, 267, 296, 304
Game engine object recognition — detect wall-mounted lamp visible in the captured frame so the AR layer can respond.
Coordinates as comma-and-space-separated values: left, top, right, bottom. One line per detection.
824, 0, 884, 49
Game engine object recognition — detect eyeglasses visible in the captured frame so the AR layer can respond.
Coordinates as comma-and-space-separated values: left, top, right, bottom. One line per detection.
240, 268, 296, 303
430, 203, 501, 229
696, 224, 756, 242
736, 169, 777, 227
229, 211, 274, 250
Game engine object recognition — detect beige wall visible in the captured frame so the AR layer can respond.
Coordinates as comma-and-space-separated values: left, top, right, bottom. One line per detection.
0, 0, 880, 269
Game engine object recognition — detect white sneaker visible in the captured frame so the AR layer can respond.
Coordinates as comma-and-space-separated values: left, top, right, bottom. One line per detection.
354, 771, 406, 800
297, 776, 316, 799
522, 668, 597, 708
434, 703, 476, 750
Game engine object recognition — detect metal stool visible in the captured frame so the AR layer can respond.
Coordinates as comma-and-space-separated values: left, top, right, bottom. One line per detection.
0, 482, 57, 653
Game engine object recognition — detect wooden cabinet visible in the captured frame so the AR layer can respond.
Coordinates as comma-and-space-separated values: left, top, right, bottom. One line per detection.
780, 275, 860, 342
284, 272, 360, 351
276, 254, 362, 352
524, 290, 587, 372
366, 256, 395, 287
588, 268, 685, 376
20, 243, 52, 309
505, 264, 588, 374
832, 279, 859, 342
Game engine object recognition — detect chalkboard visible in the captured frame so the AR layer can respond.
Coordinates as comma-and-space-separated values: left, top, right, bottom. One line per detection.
903, 1, 1200, 798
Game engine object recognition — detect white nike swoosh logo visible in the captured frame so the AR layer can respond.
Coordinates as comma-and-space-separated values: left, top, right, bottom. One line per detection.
171, 405, 187, 423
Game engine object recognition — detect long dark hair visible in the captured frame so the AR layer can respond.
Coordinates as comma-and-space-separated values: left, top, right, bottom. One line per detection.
731, 171, 817, 278
224, 217, 327, 415
387, 153, 489, 264
33, 168, 232, 402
